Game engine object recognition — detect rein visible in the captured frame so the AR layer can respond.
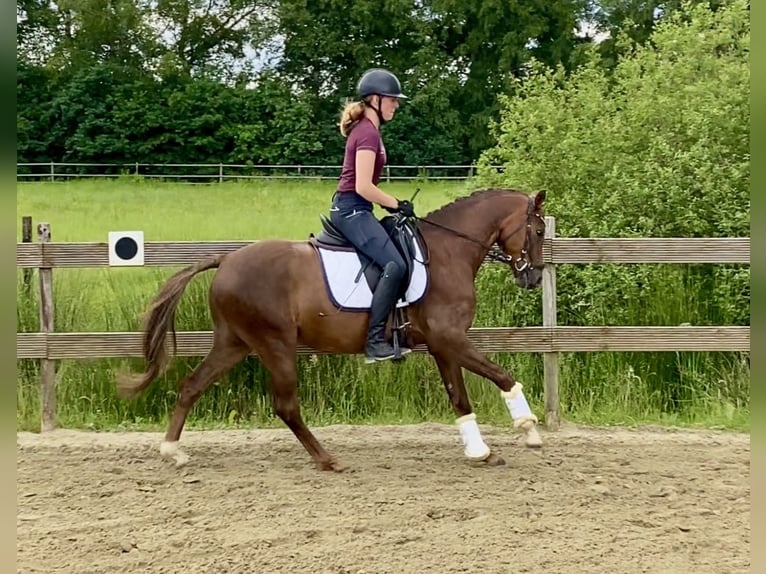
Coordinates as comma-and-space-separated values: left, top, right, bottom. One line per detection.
415, 195, 541, 272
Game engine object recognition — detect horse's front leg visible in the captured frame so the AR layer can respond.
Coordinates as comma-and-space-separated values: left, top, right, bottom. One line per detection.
451, 337, 543, 448
432, 353, 506, 466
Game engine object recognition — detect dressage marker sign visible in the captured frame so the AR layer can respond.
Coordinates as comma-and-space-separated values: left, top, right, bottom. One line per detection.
108, 231, 144, 266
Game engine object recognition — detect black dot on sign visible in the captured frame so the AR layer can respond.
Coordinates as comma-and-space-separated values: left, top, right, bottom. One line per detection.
115, 237, 139, 260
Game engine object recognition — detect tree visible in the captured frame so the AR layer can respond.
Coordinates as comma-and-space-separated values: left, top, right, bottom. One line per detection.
17, 61, 57, 162
17, 0, 60, 66
33, 0, 158, 72
587, 0, 728, 68
480, 0, 749, 239
153, 0, 279, 80
428, 0, 589, 154
275, 0, 590, 162
16, 0, 279, 81
477, 0, 749, 327
16, 0, 598, 166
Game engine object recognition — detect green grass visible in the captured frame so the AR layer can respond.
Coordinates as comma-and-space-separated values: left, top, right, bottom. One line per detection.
16, 178, 461, 242
16, 178, 749, 433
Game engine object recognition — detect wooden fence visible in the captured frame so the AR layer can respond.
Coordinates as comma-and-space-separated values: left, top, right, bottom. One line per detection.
16, 217, 750, 432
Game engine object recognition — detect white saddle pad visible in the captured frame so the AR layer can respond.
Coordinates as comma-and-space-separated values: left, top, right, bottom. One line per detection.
315, 234, 428, 311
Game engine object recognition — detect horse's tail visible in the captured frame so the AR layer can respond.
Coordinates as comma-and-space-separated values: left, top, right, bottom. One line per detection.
116, 254, 226, 399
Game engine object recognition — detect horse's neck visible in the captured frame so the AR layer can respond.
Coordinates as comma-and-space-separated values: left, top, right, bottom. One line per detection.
424, 200, 509, 272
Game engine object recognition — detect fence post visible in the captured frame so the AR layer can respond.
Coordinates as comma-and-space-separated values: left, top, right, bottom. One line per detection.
37, 222, 56, 432
22, 216, 33, 292
49, 162, 54, 183
542, 216, 560, 430
219, 163, 223, 183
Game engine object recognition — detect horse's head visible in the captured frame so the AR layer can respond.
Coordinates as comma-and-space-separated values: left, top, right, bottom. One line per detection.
495, 189, 546, 289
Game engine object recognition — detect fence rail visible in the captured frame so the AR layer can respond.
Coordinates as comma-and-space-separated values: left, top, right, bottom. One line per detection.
16, 217, 750, 432
16, 327, 750, 360
17, 162, 491, 182
16, 237, 751, 268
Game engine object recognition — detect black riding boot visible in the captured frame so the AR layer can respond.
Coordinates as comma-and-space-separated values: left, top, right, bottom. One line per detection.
365, 262, 411, 363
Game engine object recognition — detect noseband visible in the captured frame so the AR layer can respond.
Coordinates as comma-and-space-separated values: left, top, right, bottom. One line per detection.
417, 195, 543, 273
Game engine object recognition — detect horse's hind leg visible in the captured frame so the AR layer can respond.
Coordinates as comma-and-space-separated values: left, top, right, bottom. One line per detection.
432, 353, 505, 466
160, 328, 250, 466
252, 338, 347, 472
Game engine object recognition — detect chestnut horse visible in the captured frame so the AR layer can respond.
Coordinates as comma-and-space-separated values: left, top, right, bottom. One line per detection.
118, 188, 547, 470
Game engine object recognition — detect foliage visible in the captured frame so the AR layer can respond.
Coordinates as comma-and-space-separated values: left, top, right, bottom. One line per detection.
588, 0, 730, 68
17, 0, 594, 167
478, 0, 749, 237
474, 0, 749, 414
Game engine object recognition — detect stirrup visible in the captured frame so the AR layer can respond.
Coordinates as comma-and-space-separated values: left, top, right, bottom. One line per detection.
391, 306, 412, 361
364, 341, 411, 364
364, 349, 411, 364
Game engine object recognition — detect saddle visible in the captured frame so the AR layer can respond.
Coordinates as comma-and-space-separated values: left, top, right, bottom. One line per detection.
309, 213, 429, 353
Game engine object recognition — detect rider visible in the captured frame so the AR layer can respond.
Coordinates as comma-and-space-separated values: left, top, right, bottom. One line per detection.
330, 68, 416, 364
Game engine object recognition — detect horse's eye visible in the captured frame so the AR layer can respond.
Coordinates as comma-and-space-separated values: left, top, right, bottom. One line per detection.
536, 230, 544, 236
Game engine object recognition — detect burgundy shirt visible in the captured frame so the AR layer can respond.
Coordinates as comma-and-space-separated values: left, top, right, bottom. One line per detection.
336, 117, 386, 193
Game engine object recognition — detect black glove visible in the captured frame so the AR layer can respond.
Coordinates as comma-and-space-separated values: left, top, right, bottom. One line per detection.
396, 199, 416, 218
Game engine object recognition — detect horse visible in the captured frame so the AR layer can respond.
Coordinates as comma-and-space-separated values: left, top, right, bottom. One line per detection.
117, 187, 547, 471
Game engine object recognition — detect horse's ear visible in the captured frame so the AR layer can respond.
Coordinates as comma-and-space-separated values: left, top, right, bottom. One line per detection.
534, 189, 546, 209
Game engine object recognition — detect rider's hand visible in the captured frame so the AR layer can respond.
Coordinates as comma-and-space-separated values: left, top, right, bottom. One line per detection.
396, 199, 416, 218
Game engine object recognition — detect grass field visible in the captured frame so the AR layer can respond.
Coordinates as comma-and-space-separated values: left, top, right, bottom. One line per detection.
16, 178, 749, 432
16, 178, 463, 242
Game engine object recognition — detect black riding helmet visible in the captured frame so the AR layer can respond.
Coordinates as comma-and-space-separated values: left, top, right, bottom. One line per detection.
357, 68, 407, 125
357, 68, 408, 100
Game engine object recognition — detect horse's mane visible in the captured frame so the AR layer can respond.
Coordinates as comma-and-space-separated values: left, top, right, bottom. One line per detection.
424, 188, 529, 221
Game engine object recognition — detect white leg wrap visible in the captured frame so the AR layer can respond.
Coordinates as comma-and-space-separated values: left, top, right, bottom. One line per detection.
160, 441, 190, 467
501, 384, 542, 447
501, 383, 538, 429
456, 413, 491, 461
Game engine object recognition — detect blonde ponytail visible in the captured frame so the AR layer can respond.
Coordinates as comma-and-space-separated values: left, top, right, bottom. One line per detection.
339, 100, 367, 136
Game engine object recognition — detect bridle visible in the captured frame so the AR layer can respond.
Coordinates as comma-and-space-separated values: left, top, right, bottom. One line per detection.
493, 195, 545, 272
416, 195, 544, 273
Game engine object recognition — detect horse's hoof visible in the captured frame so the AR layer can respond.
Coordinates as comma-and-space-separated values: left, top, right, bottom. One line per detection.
484, 452, 506, 466
318, 458, 349, 473
524, 427, 543, 448
160, 441, 190, 467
